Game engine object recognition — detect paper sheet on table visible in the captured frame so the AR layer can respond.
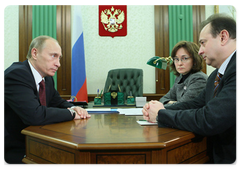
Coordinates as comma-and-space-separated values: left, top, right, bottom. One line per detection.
136, 120, 158, 126
117, 108, 143, 116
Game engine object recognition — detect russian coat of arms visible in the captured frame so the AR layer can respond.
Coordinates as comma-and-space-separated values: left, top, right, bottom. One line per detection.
99, 5, 127, 38
101, 6, 125, 33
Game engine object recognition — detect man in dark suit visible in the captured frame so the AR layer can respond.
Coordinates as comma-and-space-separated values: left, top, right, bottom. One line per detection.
142, 14, 236, 163
5, 36, 91, 163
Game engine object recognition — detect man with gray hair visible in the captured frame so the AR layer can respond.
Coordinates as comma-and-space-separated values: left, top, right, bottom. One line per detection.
5, 35, 91, 163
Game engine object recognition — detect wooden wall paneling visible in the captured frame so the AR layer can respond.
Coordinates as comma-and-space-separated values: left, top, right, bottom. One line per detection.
56, 6, 72, 97
154, 6, 170, 95
192, 5, 206, 74
19, 6, 32, 62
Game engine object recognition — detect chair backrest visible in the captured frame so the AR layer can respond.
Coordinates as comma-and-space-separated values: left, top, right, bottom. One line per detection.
104, 68, 143, 100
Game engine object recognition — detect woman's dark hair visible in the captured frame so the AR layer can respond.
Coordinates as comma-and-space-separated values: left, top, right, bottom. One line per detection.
170, 41, 203, 76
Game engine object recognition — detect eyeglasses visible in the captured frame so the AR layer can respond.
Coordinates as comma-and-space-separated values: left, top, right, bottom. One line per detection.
173, 57, 191, 63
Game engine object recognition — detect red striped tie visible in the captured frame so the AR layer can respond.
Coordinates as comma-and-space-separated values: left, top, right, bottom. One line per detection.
213, 73, 223, 97
39, 80, 46, 106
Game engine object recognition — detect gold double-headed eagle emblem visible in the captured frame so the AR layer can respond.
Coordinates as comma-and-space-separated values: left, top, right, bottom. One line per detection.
101, 6, 125, 33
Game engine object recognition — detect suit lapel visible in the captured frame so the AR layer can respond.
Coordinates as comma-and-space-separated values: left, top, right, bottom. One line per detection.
23, 60, 38, 95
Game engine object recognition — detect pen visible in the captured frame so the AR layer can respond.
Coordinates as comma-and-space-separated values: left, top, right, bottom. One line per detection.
107, 85, 111, 92
97, 89, 99, 97
99, 89, 103, 97
118, 84, 121, 92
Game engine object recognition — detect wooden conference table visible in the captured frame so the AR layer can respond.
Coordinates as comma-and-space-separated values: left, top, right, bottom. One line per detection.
21, 110, 209, 164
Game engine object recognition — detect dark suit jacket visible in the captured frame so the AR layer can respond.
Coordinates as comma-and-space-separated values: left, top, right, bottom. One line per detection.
160, 71, 208, 105
158, 53, 236, 163
5, 60, 74, 163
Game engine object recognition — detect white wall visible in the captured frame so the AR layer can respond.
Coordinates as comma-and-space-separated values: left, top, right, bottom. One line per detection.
79, 5, 155, 94
4, 5, 19, 69
5, 5, 226, 94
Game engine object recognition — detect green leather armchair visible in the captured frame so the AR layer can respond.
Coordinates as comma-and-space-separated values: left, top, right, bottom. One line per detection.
103, 68, 143, 101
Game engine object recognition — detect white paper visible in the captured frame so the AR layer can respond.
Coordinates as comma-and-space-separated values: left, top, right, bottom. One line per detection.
136, 120, 157, 126
117, 108, 143, 116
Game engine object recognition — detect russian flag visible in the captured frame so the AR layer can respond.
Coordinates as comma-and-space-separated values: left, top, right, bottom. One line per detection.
71, 6, 88, 102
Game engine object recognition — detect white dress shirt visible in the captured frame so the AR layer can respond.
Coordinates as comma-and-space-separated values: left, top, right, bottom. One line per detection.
28, 60, 44, 92
218, 50, 236, 75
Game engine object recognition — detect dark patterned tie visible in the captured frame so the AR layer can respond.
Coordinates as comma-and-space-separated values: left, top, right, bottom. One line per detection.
213, 72, 223, 97
39, 79, 46, 106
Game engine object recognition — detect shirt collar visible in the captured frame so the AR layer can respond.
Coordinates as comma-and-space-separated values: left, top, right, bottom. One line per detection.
28, 60, 44, 87
218, 50, 236, 75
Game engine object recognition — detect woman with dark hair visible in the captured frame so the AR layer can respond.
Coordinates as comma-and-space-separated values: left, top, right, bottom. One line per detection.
160, 41, 208, 106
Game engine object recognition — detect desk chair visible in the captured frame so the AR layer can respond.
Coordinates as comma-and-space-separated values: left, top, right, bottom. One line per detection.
104, 68, 143, 101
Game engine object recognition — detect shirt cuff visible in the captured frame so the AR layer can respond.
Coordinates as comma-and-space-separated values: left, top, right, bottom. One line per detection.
68, 108, 76, 119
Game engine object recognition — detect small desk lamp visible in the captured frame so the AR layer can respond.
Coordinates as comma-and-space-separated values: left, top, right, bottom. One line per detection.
147, 56, 172, 70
